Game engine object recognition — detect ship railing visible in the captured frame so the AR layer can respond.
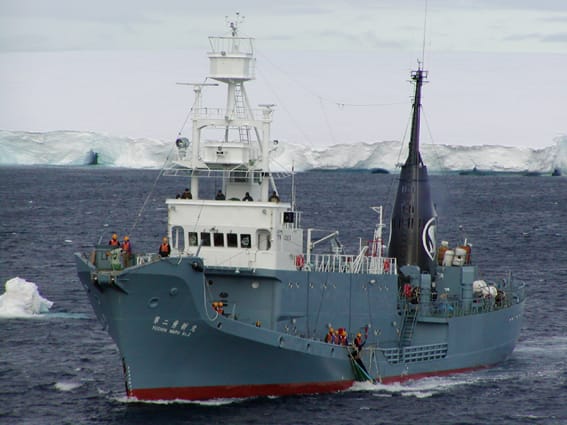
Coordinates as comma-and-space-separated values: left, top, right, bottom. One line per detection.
402, 287, 524, 319
310, 253, 397, 275
208, 36, 254, 56
192, 107, 266, 121
88, 246, 161, 271
163, 166, 291, 179
379, 342, 449, 364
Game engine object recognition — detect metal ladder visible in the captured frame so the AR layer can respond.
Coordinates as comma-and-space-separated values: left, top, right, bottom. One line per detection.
400, 305, 418, 346
234, 83, 251, 143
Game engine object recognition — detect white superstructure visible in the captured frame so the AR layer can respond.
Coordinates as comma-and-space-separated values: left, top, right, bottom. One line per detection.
165, 16, 303, 271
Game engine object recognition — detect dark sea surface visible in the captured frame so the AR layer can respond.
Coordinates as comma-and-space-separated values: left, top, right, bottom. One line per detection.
1, 166, 566, 425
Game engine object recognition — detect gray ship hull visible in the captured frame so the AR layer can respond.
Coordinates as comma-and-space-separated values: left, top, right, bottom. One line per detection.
75, 253, 524, 400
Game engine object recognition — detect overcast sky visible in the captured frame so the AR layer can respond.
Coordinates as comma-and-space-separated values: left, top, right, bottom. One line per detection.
1, 0, 566, 148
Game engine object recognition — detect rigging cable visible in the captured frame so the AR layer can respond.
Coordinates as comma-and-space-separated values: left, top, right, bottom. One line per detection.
256, 50, 407, 148
128, 81, 208, 237
383, 106, 413, 221
128, 145, 175, 236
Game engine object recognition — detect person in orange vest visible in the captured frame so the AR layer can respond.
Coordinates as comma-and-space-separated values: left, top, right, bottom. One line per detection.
108, 233, 120, 247
339, 328, 349, 346
324, 327, 335, 343
121, 236, 132, 267
351, 330, 370, 376
353, 332, 366, 353
212, 301, 224, 315
159, 236, 171, 257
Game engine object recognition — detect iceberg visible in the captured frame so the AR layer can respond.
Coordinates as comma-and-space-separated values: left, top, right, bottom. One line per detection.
0, 277, 54, 318
0, 129, 566, 173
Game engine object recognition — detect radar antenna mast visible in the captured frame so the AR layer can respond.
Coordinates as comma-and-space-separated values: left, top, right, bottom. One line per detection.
226, 12, 245, 36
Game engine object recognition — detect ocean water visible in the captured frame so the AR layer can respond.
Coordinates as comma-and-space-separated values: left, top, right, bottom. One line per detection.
1, 166, 566, 425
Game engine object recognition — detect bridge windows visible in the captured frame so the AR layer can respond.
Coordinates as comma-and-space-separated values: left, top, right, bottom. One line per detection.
200, 232, 211, 246
241, 234, 251, 248
214, 232, 224, 247
183, 230, 261, 251
227, 233, 238, 247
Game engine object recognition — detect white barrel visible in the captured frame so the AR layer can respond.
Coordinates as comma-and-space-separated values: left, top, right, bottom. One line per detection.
452, 247, 466, 266
443, 250, 454, 266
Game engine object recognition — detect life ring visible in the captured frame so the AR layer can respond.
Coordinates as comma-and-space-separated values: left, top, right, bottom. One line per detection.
295, 255, 305, 270
212, 301, 224, 315
383, 258, 391, 273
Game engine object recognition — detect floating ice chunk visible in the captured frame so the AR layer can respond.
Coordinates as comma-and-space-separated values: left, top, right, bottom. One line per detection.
54, 381, 82, 392
0, 277, 53, 318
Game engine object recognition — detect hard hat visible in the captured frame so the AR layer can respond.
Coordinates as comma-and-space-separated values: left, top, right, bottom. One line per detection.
124, 236, 129, 241
112, 233, 117, 239
357, 333, 362, 337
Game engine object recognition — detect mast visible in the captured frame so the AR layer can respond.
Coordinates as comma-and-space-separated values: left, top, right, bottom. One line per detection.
172, 13, 278, 202
388, 66, 437, 275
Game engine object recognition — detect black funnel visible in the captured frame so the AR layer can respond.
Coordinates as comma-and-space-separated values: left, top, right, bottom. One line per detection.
388, 68, 437, 274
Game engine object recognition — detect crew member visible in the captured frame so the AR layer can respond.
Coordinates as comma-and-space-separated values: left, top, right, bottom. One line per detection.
324, 327, 335, 343
353, 332, 366, 353
268, 191, 280, 203
351, 331, 370, 376
121, 236, 132, 267
181, 188, 192, 199
159, 236, 171, 257
338, 328, 348, 346
242, 192, 253, 201
108, 233, 120, 247
215, 190, 226, 200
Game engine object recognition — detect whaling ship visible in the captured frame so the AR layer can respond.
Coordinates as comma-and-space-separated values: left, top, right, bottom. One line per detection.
75, 18, 526, 401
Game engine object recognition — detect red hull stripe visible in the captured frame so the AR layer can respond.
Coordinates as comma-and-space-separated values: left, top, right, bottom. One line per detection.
129, 365, 491, 401
130, 380, 355, 401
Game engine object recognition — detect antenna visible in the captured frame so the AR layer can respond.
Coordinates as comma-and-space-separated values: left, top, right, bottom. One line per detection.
420, 0, 429, 68
225, 12, 245, 36
291, 161, 296, 211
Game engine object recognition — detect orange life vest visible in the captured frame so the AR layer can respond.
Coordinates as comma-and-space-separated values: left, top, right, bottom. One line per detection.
109, 239, 120, 247
160, 242, 170, 254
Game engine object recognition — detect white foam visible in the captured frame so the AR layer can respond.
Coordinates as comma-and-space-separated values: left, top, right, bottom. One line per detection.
115, 396, 247, 406
54, 381, 82, 392
0, 277, 53, 318
348, 374, 481, 398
